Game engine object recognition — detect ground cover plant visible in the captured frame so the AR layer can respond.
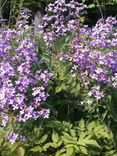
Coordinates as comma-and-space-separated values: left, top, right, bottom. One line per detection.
0, 0, 117, 155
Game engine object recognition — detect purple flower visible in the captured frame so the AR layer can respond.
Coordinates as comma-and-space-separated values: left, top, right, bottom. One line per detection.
6, 132, 19, 144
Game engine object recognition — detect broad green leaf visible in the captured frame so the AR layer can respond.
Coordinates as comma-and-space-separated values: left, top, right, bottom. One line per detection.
55, 86, 62, 93
52, 131, 59, 143
57, 140, 63, 146
70, 129, 76, 137
50, 142, 58, 148
99, 131, 110, 138
76, 84, 80, 91
72, 82, 76, 87
30, 146, 42, 152
55, 148, 66, 156
0, 138, 3, 144
36, 134, 48, 144
77, 141, 87, 147
88, 4, 95, 8
73, 145, 80, 151
17, 147, 25, 156
79, 119, 85, 130
87, 121, 95, 131
10, 143, 19, 152
78, 132, 86, 140
62, 132, 77, 141
65, 144, 74, 148
43, 143, 51, 151
66, 147, 74, 156
79, 146, 88, 155
62, 137, 76, 144
84, 139, 100, 148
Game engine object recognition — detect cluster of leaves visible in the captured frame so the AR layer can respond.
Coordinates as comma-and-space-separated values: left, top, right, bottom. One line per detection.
0, 119, 116, 156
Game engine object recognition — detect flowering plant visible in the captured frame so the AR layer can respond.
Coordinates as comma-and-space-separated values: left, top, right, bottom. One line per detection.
0, 8, 52, 144
39, 0, 117, 122
38, 0, 87, 46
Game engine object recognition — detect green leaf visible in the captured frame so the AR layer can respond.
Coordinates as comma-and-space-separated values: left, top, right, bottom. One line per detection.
55, 86, 62, 93
57, 140, 63, 146
0, 138, 3, 144
70, 129, 76, 137
30, 146, 42, 152
17, 147, 25, 156
55, 148, 66, 156
43, 143, 51, 151
79, 119, 85, 130
76, 84, 80, 91
52, 131, 59, 143
99, 131, 110, 138
62, 132, 77, 141
84, 139, 100, 148
10, 143, 19, 152
87, 121, 95, 131
73, 145, 80, 151
88, 4, 95, 8
66, 147, 74, 156
36, 134, 48, 144
82, 0, 86, 3
50, 142, 58, 148
79, 146, 88, 155
62, 137, 76, 144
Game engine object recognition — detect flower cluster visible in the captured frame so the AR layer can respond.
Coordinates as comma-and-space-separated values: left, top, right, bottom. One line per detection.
58, 15, 117, 104
68, 17, 117, 104
38, 0, 87, 46
6, 131, 25, 144
0, 9, 52, 144
90, 16, 117, 48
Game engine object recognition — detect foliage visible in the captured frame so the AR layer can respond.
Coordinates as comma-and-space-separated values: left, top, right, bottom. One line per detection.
0, 119, 116, 156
